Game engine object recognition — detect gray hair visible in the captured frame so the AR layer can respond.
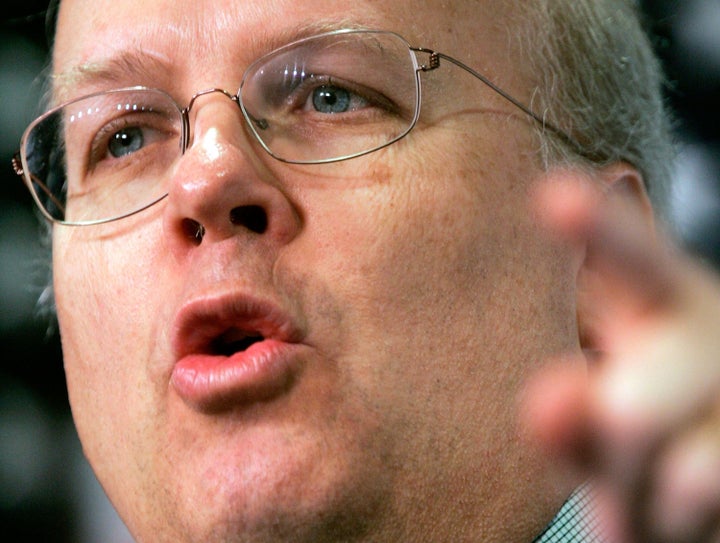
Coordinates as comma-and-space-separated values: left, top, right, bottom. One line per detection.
513, 0, 676, 215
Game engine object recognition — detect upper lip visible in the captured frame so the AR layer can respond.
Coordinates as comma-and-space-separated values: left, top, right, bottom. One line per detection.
171, 291, 304, 361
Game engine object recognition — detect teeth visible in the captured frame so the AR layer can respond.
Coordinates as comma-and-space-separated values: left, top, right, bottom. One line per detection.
211, 329, 264, 356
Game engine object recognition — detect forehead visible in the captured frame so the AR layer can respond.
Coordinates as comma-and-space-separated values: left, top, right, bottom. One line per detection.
53, 0, 520, 100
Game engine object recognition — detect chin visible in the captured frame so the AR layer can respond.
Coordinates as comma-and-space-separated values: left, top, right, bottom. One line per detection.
147, 462, 390, 543
127, 417, 397, 543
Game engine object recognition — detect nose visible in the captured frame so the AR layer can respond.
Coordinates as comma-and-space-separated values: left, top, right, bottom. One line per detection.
163, 91, 300, 255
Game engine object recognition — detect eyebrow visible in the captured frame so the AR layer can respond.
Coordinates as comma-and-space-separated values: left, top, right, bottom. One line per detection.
51, 50, 172, 105
50, 18, 375, 106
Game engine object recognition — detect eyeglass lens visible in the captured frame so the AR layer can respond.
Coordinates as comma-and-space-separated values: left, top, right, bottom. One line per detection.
21, 30, 420, 225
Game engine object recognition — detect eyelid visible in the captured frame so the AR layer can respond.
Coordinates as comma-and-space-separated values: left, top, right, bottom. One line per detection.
86, 112, 177, 171
268, 73, 400, 115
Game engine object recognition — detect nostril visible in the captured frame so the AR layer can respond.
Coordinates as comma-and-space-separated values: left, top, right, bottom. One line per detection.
230, 205, 268, 234
181, 218, 205, 244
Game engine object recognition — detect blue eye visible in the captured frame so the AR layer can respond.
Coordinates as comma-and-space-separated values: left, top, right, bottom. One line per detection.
108, 127, 144, 157
311, 85, 352, 113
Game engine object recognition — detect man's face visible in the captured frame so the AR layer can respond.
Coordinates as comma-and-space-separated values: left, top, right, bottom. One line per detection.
52, 1, 581, 541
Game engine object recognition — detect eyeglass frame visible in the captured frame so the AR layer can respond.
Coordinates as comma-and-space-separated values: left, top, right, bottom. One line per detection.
12, 28, 592, 227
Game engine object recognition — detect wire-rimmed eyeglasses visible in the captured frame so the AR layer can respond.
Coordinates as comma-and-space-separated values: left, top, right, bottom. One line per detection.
12, 28, 586, 226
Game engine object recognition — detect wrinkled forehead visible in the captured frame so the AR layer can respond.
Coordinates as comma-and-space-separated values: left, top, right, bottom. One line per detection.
53, 0, 523, 101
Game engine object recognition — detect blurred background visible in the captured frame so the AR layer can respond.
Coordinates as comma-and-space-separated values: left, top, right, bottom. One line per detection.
1, 1, 719, 541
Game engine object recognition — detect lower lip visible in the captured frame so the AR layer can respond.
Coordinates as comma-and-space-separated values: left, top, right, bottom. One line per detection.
171, 340, 300, 411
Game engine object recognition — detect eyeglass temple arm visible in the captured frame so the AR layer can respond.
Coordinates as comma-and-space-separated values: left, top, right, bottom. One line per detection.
411, 47, 598, 162
12, 151, 67, 216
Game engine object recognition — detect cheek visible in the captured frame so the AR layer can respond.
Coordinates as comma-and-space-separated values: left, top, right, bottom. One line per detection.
273, 136, 579, 510
53, 223, 168, 467
287, 144, 512, 374
298, 135, 529, 303
284, 132, 576, 421
54, 226, 163, 350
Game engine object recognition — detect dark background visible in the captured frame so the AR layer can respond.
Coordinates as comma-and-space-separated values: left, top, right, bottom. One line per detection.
1, 1, 719, 541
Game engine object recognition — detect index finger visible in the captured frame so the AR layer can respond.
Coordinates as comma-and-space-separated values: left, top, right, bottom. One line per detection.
534, 170, 720, 455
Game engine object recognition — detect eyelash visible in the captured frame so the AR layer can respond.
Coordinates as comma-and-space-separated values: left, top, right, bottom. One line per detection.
86, 114, 175, 169
271, 74, 399, 117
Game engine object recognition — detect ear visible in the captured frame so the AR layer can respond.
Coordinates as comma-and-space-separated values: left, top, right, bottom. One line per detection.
575, 162, 655, 356
598, 162, 656, 233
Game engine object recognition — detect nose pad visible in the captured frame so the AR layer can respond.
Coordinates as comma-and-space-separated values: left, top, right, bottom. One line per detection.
182, 88, 242, 151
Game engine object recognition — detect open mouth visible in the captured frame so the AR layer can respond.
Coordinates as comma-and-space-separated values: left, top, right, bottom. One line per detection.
210, 329, 265, 357
171, 293, 305, 364
170, 295, 306, 410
